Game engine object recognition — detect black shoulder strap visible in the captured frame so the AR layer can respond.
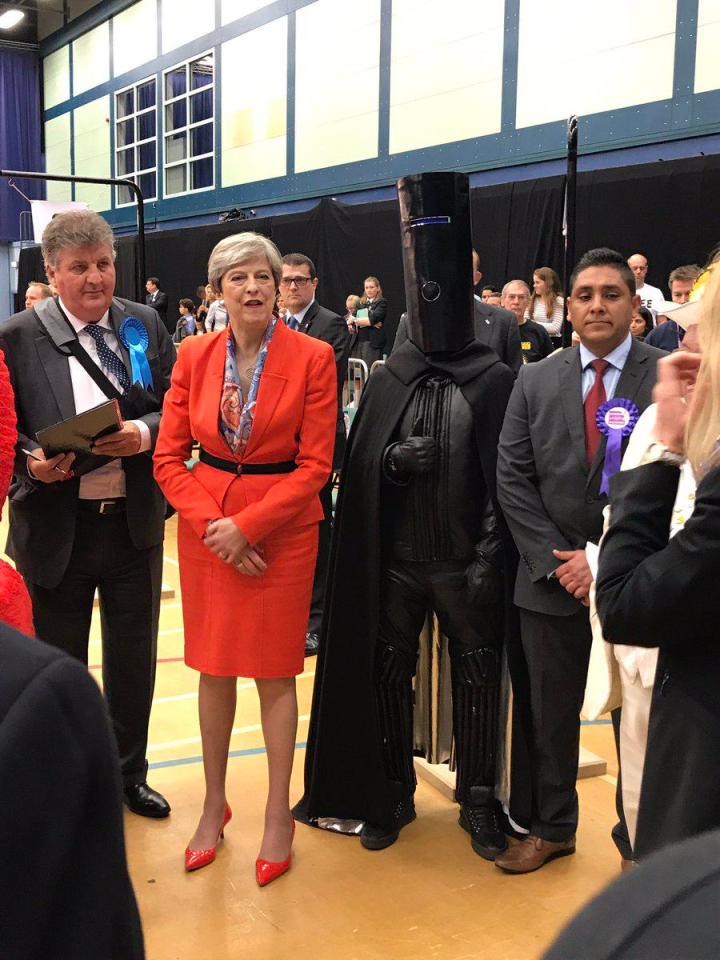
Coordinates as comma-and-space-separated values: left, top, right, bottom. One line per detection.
65, 337, 123, 401
52, 300, 124, 401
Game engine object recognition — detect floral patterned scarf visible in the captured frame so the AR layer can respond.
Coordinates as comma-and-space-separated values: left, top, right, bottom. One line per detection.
219, 315, 279, 454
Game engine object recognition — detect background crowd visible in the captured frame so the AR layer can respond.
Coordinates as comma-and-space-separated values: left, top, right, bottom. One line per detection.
2, 203, 720, 958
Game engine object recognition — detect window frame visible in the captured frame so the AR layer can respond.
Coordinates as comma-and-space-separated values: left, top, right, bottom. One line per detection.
113, 74, 158, 208
161, 49, 216, 200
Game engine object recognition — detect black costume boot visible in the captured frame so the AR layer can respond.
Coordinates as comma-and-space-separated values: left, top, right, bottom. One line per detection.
452, 646, 506, 859
458, 786, 507, 860
360, 789, 417, 850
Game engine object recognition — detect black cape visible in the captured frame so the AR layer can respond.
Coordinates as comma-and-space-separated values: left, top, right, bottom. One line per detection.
295, 339, 532, 829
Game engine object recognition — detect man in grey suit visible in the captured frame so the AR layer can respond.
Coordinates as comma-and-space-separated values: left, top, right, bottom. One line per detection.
495, 248, 665, 873
392, 249, 523, 375
0, 210, 175, 819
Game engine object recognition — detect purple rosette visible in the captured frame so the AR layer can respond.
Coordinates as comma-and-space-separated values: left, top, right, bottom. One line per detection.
596, 398, 640, 494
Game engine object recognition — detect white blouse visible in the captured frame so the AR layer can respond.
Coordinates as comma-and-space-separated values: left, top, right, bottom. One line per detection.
526, 296, 564, 337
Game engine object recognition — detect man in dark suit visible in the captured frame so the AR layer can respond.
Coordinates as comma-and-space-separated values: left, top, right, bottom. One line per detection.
145, 276, 170, 333
393, 249, 522, 375
496, 248, 665, 873
0, 622, 145, 959
0, 210, 175, 819
280, 253, 351, 655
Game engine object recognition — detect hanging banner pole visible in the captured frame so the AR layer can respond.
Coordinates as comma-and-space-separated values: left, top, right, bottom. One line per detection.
561, 115, 578, 349
0, 169, 146, 303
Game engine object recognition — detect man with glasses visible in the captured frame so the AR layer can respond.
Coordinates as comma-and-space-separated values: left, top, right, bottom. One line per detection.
280, 254, 350, 655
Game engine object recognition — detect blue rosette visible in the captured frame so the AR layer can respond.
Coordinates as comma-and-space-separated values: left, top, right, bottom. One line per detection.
119, 317, 154, 390
596, 398, 640, 494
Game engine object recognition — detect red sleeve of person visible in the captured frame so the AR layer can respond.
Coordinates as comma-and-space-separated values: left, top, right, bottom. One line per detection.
0, 350, 33, 635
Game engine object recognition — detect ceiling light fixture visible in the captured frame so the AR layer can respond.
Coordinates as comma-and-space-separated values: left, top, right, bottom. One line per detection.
0, 9, 25, 29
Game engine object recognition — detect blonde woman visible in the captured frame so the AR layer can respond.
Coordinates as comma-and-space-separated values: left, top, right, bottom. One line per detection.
355, 276, 386, 366
154, 232, 336, 885
596, 264, 720, 859
528, 267, 564, 338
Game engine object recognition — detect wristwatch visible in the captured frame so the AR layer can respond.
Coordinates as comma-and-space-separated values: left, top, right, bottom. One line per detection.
639, 441, 685, 468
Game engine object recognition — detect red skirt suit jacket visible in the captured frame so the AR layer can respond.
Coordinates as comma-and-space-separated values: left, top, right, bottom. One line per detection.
153, 321, 337, 677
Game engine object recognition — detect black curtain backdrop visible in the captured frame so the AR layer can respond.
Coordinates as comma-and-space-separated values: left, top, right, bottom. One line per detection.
15, 154, 720, 328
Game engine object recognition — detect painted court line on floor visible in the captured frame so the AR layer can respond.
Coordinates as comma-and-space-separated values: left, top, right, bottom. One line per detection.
153, 671, 315, 704
149, 741, 308, 770
148, 714, 311, 753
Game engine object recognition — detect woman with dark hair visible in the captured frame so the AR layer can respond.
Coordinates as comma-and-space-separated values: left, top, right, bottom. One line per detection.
630, 305, 654, 340
154, 232, 336, 886
354, 275, 387, 367
528, 267, 564, 340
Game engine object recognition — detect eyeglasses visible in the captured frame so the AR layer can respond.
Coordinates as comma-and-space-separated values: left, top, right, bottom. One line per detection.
280, 276, 313, 287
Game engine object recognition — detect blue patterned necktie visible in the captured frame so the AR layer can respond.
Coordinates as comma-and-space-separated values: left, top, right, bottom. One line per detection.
82, 323, 131, 393
287, 314, 300, 331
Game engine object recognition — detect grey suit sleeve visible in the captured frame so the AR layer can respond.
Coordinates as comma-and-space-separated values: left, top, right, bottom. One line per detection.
497, 369, 573, 580
392, 313, 409, 353
504, 319, 523, 375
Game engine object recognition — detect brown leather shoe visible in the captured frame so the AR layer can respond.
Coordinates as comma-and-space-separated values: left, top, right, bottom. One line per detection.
494, 835, 575, 874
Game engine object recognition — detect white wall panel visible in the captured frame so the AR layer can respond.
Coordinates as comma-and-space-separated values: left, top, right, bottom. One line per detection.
72, 21, 110, 96
695, 0, 720, 93
390, 0, 504, 154
162, 0, 214, 54
43, 46, 71, 109
222, 17, 287, 186
74, 97, 112, 211
221, 0, 273, 25
516, 0, 677, 128
295, 0, 380, 173
113, 0, 157, 77
44, 114, 73, 202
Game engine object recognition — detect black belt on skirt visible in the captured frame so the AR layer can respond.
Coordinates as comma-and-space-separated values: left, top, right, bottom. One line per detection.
198, 448, 297, 476
77, 497, 127, 515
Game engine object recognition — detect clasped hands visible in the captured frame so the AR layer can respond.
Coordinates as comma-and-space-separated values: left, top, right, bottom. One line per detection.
552, 548, 592, 606
204, 518, 267, 577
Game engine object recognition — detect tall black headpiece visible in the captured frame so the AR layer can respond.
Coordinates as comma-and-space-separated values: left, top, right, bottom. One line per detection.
397, 171, 475, 355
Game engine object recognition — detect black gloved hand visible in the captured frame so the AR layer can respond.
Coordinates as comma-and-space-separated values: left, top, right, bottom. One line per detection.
384, 436, 437, 482
466, 552, 502, 605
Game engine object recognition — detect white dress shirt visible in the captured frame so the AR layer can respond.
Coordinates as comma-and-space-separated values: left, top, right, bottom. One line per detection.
289, 297, 315, 329
579, 332, 633, 402
61, 300, 150, 499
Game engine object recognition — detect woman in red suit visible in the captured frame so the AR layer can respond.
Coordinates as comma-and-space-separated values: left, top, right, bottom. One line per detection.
154, 233, 336, 885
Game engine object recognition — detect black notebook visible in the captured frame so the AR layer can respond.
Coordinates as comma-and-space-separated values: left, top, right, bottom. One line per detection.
36, 399, 122, 476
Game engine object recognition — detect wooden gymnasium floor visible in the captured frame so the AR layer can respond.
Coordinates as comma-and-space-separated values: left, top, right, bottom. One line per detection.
5, 514, 624, 960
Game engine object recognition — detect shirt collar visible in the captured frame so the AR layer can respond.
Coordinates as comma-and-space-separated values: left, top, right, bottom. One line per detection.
59, 298, 111, 333
579, 332, 632, 371
292, 297, 315, 324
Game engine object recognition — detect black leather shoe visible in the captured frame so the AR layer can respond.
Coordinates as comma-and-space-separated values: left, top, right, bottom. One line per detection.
123, 782, 171, 819
459, 801, 508, 860
304, 632, 320, 657
360, 798, 416, 850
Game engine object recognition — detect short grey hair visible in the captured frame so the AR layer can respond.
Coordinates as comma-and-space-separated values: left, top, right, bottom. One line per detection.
502, 279, 531, 298
41, 210, 116, 268
208, 232, 282, 293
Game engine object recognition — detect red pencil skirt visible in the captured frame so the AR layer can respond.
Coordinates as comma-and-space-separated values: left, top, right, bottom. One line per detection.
177, 507, 318, 679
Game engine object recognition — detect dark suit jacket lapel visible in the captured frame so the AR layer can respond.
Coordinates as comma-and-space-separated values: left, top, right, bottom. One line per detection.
559, 347, 588, 473
587, 339, 651, 485
33, 297, 77, 421
300, 300, 318, 334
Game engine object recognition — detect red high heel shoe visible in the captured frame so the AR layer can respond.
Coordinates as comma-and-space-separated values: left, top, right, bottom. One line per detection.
255, 821, 295, 887
184, 804, 232, 872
